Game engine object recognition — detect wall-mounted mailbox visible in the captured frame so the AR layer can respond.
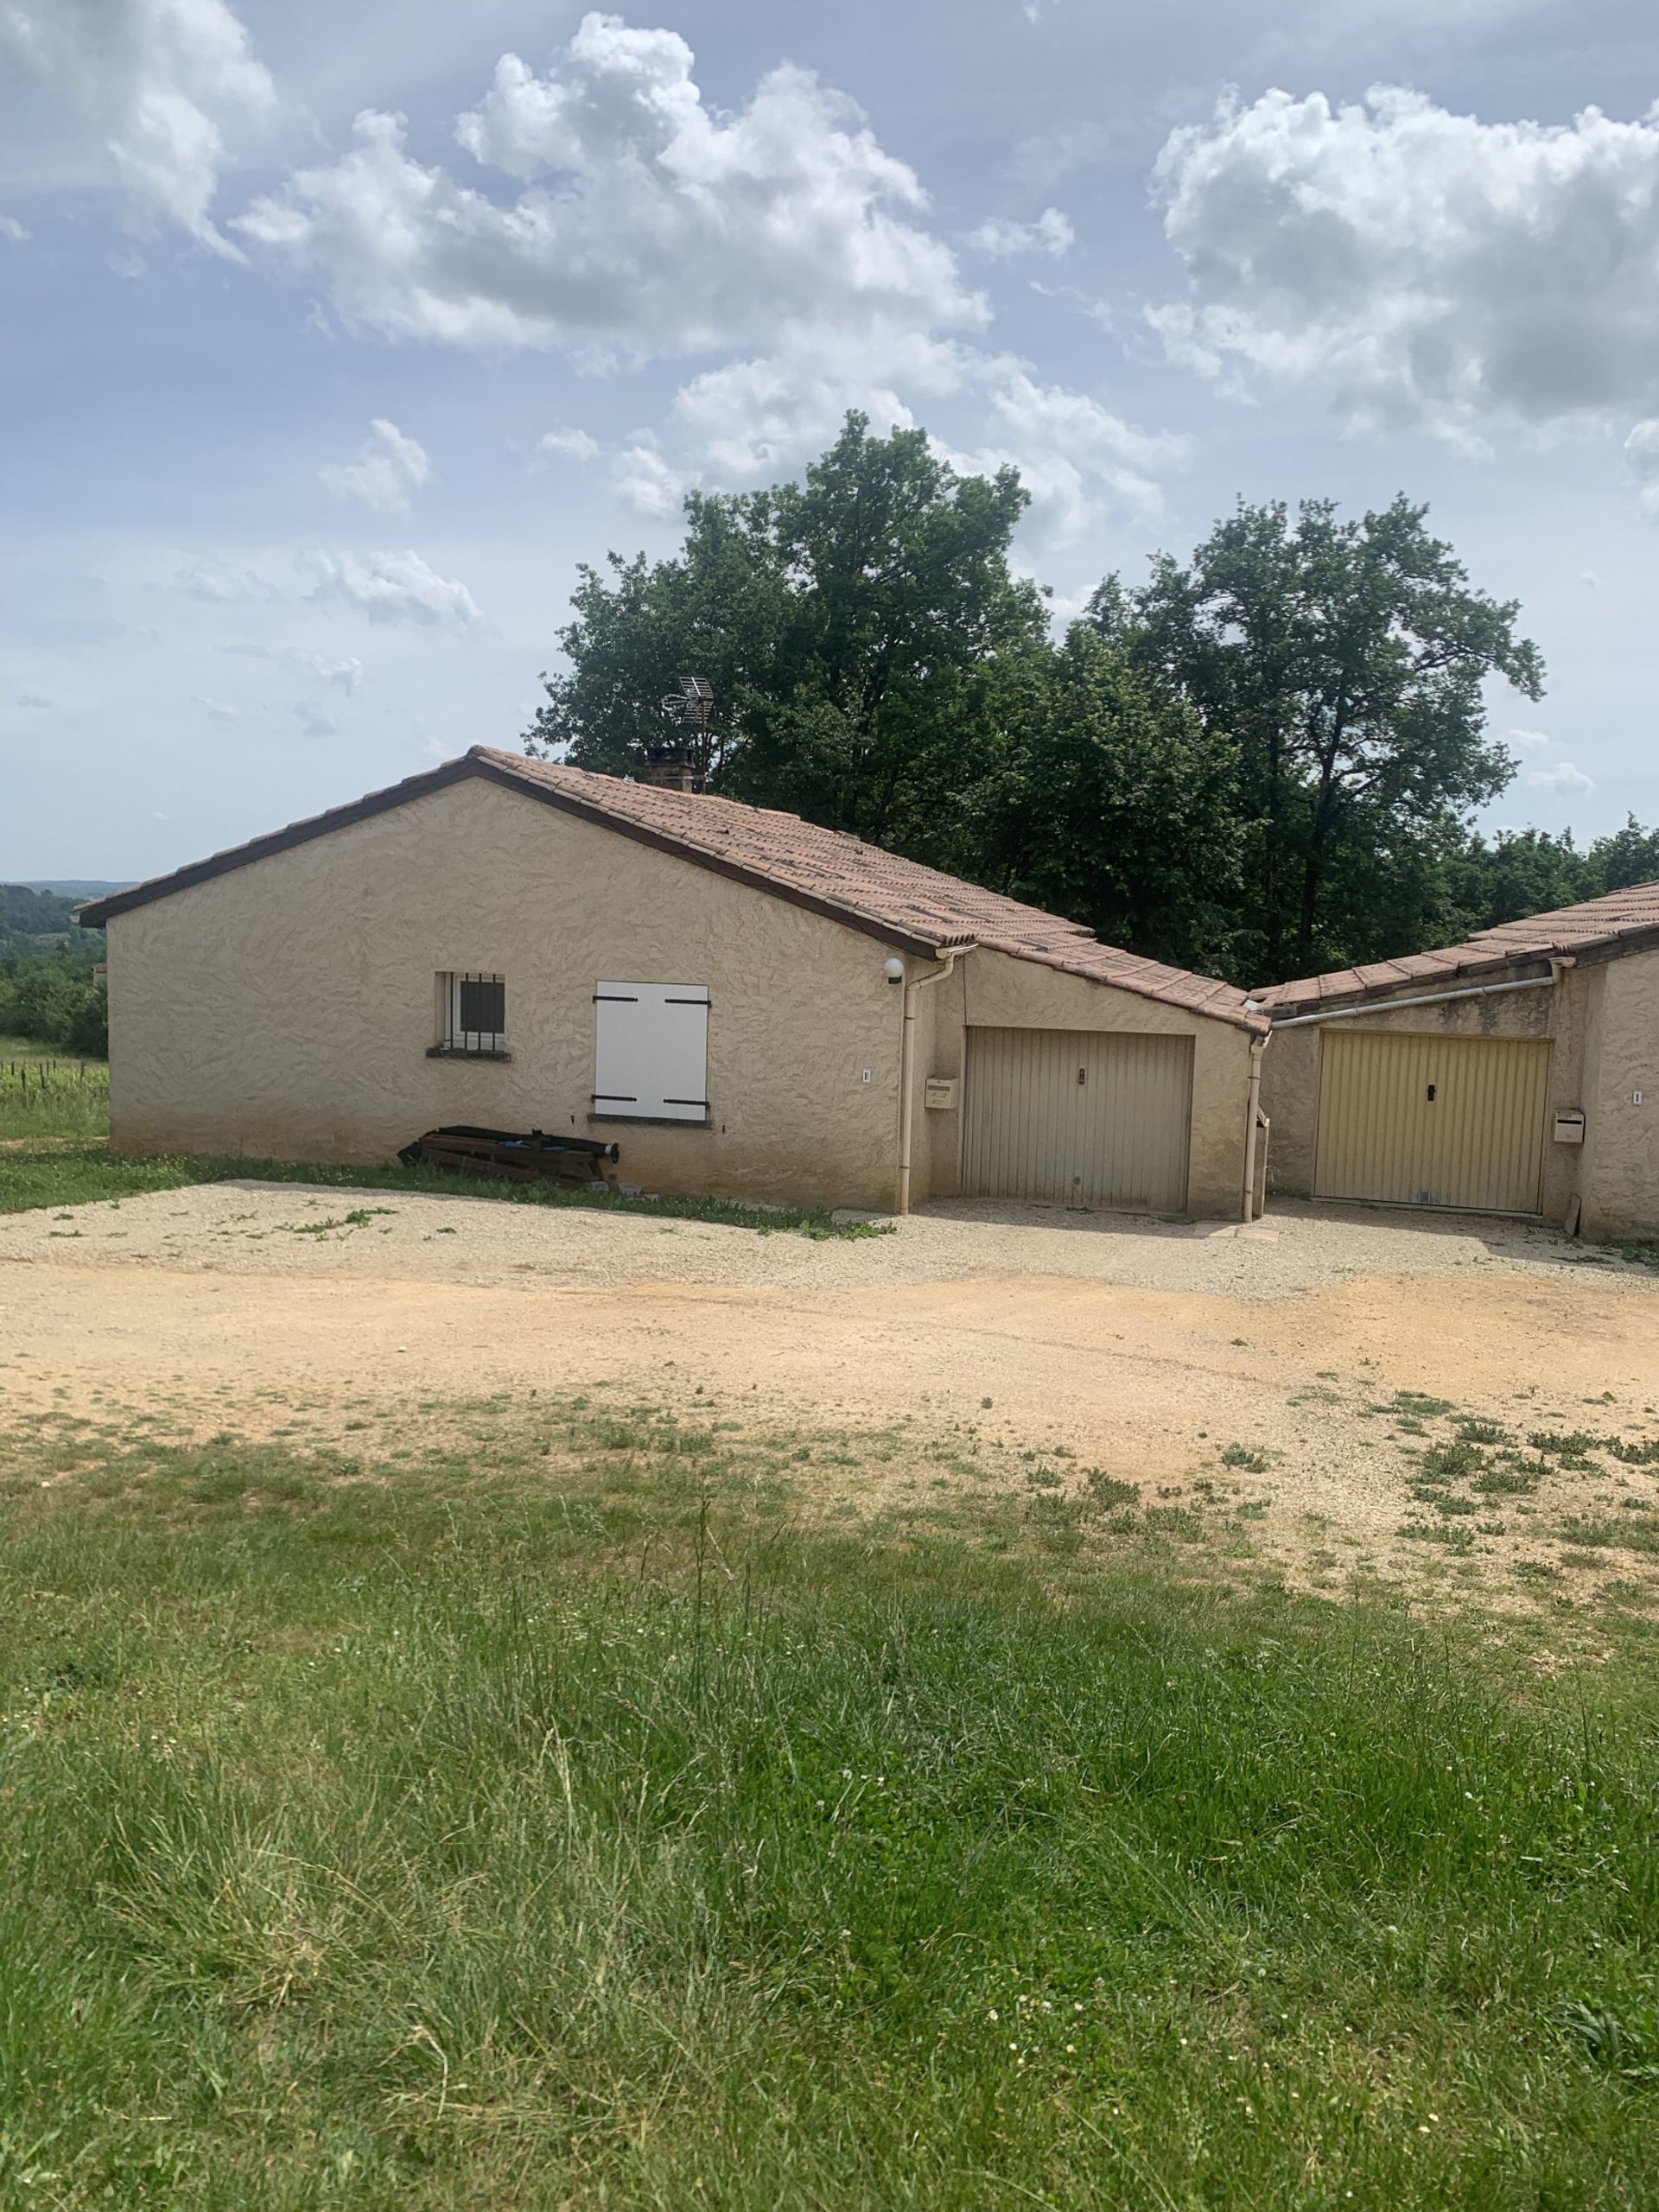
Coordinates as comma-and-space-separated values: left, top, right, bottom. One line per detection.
1553, 1109, 1586, 1146
924, 1075, 959, 1111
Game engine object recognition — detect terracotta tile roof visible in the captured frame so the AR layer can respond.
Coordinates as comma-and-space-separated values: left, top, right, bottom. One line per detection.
79, 747, 1270, 1033
485, 752, 1269, 1029
1257, 880, 1659, 1016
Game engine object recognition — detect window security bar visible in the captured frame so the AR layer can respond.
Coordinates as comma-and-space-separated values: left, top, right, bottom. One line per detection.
440, 971, 506, 1056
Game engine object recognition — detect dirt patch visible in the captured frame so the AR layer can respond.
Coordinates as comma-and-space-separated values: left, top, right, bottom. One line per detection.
4, 1184, 1658, 1605
0, 1177, 1633, 1294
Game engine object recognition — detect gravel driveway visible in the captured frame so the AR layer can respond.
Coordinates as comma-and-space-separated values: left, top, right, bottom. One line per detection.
5, 1180, 1657, 1605
0, 1177, 1623, 1295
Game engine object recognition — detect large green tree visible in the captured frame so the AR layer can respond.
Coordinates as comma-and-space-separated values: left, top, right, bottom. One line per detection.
524, 414, 1049, 868
522, 429, 1651, 983
1105, 497, 1545, 982
965, 625, 1243, 973
1583, 816, 1659, 896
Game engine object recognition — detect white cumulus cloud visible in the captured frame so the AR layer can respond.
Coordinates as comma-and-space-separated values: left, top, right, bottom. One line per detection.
970, 207, 1074, 258
1507, 727, 1550, 749
298, 549, 481, 631
194, 693, 238, 721
235, 12, 982, 365
612, 440, 686, 517
671, 328, 972, 480
0, 214, 29, 242
1149, 86, 1659, 448
934, 364, 1186, 547
318, 418, 431, 513
536, 428, 602, 465
1524, 762, 1596, 794
0, 0, 279, 256
671, 330, 1178, 543
222, 641, 365, 691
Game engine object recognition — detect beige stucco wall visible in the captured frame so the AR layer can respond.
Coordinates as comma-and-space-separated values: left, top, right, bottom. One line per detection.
1581, 951, 1659, 1240
1256, 951, 1659, 1236
106, 777, 914, 1210
105, 774, 1261, 1217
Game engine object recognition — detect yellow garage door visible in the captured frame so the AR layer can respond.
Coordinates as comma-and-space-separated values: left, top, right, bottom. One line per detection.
963, 1027, 1193, 1211
1314, 1029, 1551, 1214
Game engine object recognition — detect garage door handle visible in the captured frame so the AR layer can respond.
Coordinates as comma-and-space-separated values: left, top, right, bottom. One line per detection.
1077, 1067, 1086, 1085
1427, 1084, 1436, 1102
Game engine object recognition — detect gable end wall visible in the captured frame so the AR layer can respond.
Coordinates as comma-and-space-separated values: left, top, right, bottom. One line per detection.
105, 776, 914, 1209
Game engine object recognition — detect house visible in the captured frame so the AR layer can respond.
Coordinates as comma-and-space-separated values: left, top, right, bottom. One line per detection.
1255, 884, 1659, 1238
77, 747, 1270, 1217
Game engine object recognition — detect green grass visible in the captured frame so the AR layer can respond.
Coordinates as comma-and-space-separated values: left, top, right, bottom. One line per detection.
0, 1033, 99, 1062
0, 1412, 1656, 2208
1558, 1514, 1659, 1558
0, 1140, 893, 1239
0, 1055, 109, 1141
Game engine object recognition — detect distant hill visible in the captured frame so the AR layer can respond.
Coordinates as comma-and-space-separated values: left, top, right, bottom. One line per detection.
15, 880, 133, 899
1, 883, 107, 958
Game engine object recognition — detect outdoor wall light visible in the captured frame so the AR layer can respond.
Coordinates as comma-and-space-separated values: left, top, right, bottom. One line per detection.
883, 957, 906, 983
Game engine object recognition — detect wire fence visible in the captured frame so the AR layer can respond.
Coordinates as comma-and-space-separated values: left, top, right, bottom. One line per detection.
0, 1058, 111, 1140
2, 1058, 106, 1087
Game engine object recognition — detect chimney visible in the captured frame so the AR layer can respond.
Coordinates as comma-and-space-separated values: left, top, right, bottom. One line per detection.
641, 744, 698, 792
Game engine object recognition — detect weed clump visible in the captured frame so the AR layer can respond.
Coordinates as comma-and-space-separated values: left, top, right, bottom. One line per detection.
1530, 1431, 1604, 1463
1220, 1443, 1269, 1471
1458, 1418, 1509, 1446
1084, 1470, 1140, 1510
1418, 1440, 1488, 1484
1557, 1516, 1659, 1557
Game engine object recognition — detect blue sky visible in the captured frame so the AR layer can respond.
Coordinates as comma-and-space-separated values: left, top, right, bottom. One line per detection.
4, 0, 1659, 880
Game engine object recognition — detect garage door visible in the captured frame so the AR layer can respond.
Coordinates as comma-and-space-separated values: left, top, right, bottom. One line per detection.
962, 1027, 1193, 1211
1313, 1029, 1551, 1214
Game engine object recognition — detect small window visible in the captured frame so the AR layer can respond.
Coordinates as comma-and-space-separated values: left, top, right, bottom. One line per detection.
436, 971, 506, 1056
593, 981, 709, 1121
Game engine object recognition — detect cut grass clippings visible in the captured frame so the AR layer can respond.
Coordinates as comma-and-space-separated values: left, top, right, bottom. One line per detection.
0, 1141, 894, 1239
0, 1406, 1656, 2208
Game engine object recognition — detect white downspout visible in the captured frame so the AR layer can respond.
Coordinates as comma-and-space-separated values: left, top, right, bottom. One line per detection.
1241, 1034, 1268, 1223
897, 948, 969, 1216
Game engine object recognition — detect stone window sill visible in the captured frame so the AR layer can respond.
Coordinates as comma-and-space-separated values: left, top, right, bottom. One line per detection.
427, 1045, 512, 1062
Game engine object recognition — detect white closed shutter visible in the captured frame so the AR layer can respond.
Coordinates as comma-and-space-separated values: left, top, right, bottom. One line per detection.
593, 982, 709, 1122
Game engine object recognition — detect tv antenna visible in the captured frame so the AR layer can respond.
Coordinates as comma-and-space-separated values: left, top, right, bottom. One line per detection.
647, 674, 715, 790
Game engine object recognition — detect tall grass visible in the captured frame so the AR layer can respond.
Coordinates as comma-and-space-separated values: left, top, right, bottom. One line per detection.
0, 1421, 1654, 2208
0, 1054, 108, 1141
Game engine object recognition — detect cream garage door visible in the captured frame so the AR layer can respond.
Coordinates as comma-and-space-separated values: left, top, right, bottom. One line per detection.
1313, 1028, 1552, 1214
962, 1027, 1193, 1211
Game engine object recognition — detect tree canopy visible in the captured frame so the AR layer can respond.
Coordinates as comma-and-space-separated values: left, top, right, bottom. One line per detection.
0, 887, 107, 1054
527, 416, 1048, 872
1106, 497, 1544, 977
525, 413, 1643, 987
